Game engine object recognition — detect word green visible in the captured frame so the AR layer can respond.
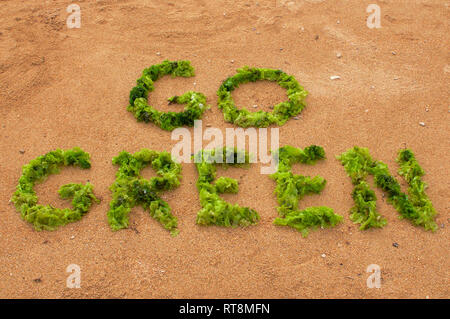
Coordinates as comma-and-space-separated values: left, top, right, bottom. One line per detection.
12, 147, 438, 235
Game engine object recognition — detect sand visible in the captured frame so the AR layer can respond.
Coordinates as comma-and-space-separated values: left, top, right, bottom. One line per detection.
0, 0, 448, 298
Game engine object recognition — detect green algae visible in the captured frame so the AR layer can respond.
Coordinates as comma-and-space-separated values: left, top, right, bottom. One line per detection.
271, 145, 342, 237
127, 60, 210, 131
217, 66, 308, 127
11, 148, 99, 231
194, 148, 260, 227
107, 149, 182, 236
337, 146, 438, 231
397, 149, 438, 231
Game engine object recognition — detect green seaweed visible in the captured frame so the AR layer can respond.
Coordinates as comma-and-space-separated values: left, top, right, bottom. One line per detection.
337, 147, 438, 231
270, 145, 342, 237
11, 148, 99, 231
274, 207, 342, 237
217, 66, 308, 127
396, 149, 438, 231
127, 60, 210, 131
194, 148, 260, 227
107, 149, 182, 236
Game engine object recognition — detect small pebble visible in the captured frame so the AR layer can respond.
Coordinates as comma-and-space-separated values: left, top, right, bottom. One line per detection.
330, 75, 341, 80
293, 116, 300, 120
393, 242, 399, 248
337, 20, 340, 24
321, 254, 326, 258
419, 122, 425, 127
156, 52, 161, 56
370, 85, 375, 89
336, 52, 342, 58
19, 149, 25, 154
394, 77, 399, 80
315, 35, 319, 40
365, 109, 369, 113
252, 105, 258, 108
425, 106, 429, 112
231, 59, 234, 63
70, 235, 75, 240
440, 223, 445, 229
392, 51, 396, 55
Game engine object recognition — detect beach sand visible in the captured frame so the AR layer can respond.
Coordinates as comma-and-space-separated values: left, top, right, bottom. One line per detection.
0, 0, 448, 298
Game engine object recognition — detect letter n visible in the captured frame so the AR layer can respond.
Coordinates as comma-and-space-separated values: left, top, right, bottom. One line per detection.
338, 147, 438, 231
